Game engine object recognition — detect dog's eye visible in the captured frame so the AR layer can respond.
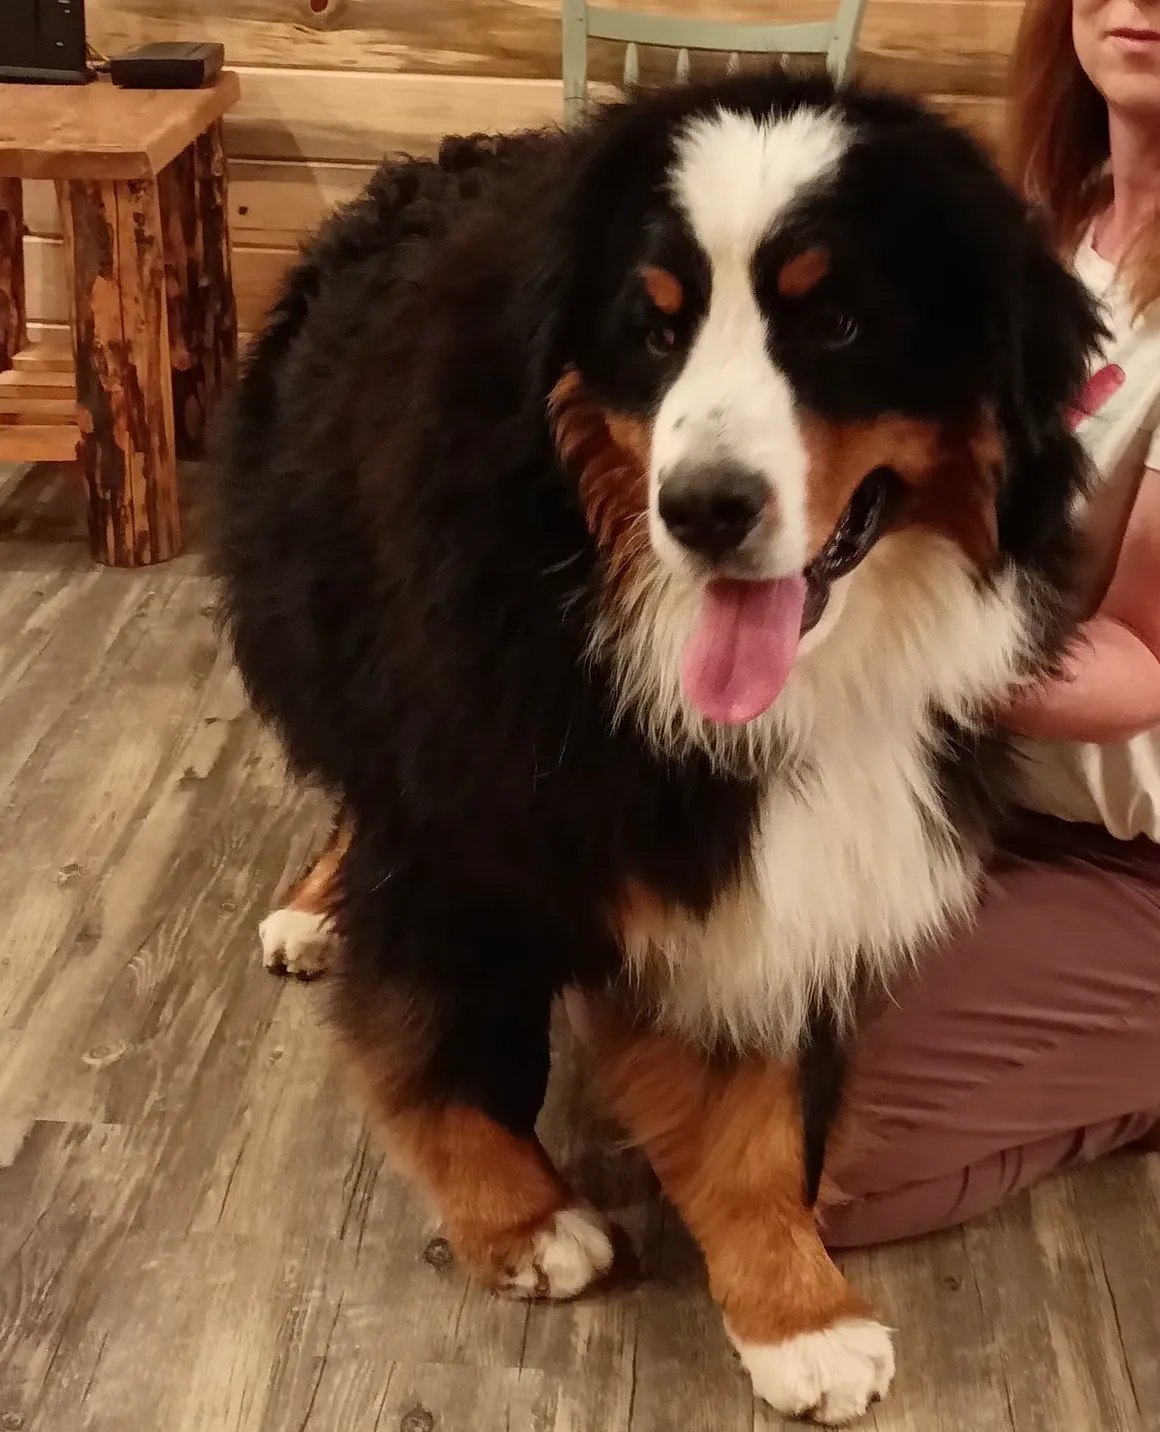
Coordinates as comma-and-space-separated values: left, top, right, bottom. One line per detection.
645, 326, 677, 359
805, 307, 860, 350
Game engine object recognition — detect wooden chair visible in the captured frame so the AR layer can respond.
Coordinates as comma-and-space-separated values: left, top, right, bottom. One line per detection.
562, 0, 869, 123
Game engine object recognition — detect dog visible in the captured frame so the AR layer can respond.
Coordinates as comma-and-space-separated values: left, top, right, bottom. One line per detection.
211, 74, 1101, 1423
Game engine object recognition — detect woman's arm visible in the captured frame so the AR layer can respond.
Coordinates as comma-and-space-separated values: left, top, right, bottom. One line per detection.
1003, 467, 1160, 743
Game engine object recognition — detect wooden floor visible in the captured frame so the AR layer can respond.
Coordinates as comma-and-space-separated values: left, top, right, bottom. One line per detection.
2, 460, 1159, 1432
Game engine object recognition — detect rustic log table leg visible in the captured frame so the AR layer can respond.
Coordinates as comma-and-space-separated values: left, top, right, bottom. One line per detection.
159, 120, 238, 459
54, 181, 79, 364
61, 175, 180, 566
0, 178, 27, 373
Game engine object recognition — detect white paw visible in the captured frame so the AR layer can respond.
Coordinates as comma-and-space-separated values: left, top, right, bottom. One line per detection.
499, 1205, 616, 1302
730, 1317, 895, 1426
258, 907, 336, 978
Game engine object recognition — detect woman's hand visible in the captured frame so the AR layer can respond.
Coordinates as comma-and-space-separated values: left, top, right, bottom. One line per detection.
1001, 467, 1160, 744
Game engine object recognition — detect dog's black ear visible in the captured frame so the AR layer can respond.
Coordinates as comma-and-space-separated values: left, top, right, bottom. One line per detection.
993, 217, 1106, 564
519, 150, 593, 411
1001, 219, 1106, 459
519, 102, 668, 411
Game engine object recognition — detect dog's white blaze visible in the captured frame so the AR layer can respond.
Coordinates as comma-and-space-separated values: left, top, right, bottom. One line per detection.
605, 529, 1039, 1053
648, 256, 809, 575
649, 108, 849, 577
671, 107, 849, 258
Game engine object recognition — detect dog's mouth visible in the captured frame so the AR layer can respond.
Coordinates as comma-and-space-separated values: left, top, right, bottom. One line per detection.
801, 467, 897, 636
680, 468, 898, 727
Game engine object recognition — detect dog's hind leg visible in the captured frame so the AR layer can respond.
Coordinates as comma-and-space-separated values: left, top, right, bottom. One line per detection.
577, 998, 894, 1425
259, 812, 352, 978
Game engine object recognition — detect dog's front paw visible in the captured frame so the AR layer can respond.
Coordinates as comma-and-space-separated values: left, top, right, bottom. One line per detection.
730, 1317, 895, 1425
497, 1204, 616, 1302
258, 907, 336, 978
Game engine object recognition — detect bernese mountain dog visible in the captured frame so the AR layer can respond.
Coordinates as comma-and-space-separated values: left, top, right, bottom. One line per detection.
212, 74, 1102, 1424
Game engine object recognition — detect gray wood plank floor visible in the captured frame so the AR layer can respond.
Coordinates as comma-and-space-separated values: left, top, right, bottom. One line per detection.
2, 461, 1158, 1432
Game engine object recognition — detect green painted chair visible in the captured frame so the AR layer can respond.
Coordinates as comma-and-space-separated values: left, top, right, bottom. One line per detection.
561, 0, 870, 123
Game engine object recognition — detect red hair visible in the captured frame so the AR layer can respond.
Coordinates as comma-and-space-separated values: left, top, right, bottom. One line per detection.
1008, 0, 1160, 314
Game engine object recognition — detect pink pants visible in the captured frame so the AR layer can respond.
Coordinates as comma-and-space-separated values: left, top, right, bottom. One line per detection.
822, 814, 1160, 1248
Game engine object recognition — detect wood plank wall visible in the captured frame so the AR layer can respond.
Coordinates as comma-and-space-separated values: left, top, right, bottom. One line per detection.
21, 0, 1023, 339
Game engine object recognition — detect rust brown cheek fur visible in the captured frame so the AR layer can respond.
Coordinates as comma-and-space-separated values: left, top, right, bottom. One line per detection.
907, 414, 1004, 573
548, 370, 654, 594
799, 410, 1004, 574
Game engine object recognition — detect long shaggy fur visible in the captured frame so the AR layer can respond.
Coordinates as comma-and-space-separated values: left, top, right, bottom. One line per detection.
211, 76, 1102, 1138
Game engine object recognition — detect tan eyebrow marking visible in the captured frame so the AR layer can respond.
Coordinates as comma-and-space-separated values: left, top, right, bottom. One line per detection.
776, 246, 831, 298
639, 265, 684, 315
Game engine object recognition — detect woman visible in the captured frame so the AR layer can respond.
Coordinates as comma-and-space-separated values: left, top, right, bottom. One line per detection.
822, 0, 1160, 1247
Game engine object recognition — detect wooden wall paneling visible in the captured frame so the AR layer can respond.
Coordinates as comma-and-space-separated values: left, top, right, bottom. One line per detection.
224, 70, 617, 165
85, 0, 1020, 97
24, 238, 71, 330
225, 159, 370, 248
222, 67, 1009, 171
21, 180, 60, 238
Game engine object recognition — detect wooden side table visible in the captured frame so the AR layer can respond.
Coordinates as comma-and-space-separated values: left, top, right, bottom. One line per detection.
0, 73, 241, 566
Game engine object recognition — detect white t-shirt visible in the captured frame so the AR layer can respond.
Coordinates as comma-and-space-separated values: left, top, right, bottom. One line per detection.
1017, 236, 1160, 841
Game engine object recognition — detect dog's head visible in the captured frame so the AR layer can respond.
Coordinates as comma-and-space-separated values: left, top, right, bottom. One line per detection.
526, 76, 1104, 745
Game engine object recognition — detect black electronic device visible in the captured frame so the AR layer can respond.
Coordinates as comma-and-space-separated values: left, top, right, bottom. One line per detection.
108, 41, 225, 90
0, 0, 91, 84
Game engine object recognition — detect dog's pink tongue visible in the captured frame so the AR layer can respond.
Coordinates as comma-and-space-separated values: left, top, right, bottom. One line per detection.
681, 576, 807, 725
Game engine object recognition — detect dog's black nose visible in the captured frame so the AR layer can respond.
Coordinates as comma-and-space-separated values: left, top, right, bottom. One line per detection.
658, 461, 769, 562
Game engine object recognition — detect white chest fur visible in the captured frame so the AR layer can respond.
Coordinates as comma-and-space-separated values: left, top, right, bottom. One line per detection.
623, 711, 981, 1054
610, 531, 1038, 1055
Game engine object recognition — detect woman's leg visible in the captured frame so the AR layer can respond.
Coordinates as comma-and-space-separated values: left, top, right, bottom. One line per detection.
822, 816, 1160, 1248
